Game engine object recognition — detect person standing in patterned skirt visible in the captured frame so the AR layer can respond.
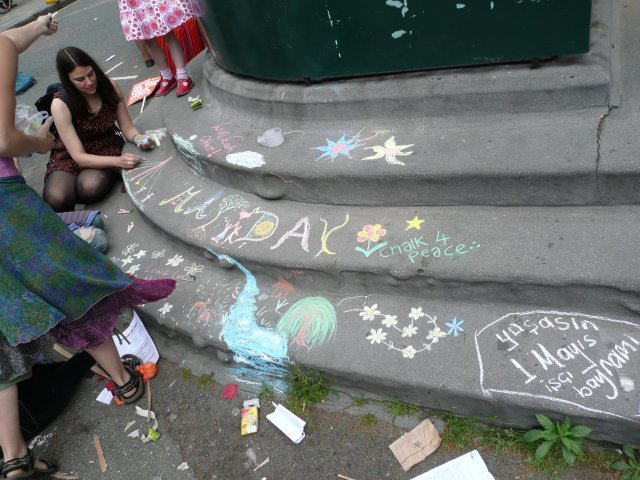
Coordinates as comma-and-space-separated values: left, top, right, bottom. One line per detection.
118, 0, 196, 97
1, 17, 176, 478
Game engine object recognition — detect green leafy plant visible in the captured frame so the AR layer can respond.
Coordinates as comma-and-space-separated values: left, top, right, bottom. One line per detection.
352, 395, 368, 407
259, 382, 275, 405
362, 413, 378, 426
481, 426, 529, 455
196, 373, 215, 388
285, 364, 332, 414
442, 414, 480, 450
384, 398, 421, 419
180, 367, 193, 380
612, 444, 640, 480
524, 414, 591, 468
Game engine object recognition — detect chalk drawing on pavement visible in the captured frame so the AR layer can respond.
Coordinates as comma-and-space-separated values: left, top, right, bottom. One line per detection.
343, 298, 458, 359
206, 248, 289, 377
276, 297, 337, 351
361, 136, 414, 165
475, 310, 640, 423
173, 133, 205, 175
310, 133, 365, 161
355, 224, 388, 258
226, 151, 265, 169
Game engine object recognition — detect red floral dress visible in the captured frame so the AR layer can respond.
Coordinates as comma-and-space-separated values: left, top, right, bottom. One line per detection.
45, 93, 124, 178
118, 0, 195, 41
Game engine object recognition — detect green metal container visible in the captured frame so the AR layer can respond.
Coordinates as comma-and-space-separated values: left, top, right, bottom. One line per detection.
199, 0, 592, 81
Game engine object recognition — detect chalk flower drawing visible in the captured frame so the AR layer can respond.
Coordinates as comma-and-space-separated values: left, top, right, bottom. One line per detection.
402, 346, 417, 359
402, 325, 418, 338
367, 328, 387, 344
382, 314, 398, 327
158, 303, 173, 316
445, 317, 464, 337
184, 263, 204, 276
347, 302, 455, 359
166, 254, 185, 267
133, 250, 147, 259
311, 133, 364, 161
355, 224, 389, 258
126, 264, 140, 275
426, 327, 446, 342
121, 256, 134, 267
361, 136, 414, 165
409, 307, 425, 321
357, 224, 387, 243
151, 249, 166, 259
359, 304, 380, 321
122, 243, 139, 256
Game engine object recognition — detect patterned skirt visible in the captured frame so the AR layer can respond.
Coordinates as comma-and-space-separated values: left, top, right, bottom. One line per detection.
118, 0, 195, 41
0, 176, 175, 383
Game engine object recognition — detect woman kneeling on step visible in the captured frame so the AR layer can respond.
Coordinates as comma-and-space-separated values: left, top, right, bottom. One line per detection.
1, 27, 176, 478
43, 46, 155, 213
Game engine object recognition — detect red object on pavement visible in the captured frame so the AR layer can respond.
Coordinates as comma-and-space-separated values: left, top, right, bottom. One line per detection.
136, 362, 158, 383
221, 383, 238, 399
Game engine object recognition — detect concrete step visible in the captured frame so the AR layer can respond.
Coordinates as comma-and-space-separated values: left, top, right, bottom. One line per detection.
96, 179, 640, 445
121, 120, 640, 320
155, 50, 638, 206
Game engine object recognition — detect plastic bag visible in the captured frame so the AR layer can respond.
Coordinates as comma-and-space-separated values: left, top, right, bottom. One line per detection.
15, 104, 49, 135
144, 128, 167, 147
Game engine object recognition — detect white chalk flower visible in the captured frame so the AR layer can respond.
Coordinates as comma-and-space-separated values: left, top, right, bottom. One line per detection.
166, 254, 184, 267
408, 307, 425, 321
402, 346, 417, 359
366, 328, 387, 344
158, 303, 173, 316
126, 264, 140, 275
427, 327, 446, 343
382, 315, 398, 328
359, 304, 380, 321
401, 325, 418, 338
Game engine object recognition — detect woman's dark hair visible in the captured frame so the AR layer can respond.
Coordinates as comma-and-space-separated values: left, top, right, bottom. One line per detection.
55, 47, 121, 120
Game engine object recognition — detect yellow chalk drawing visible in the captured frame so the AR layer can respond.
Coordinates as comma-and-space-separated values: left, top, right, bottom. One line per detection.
316, 214, 350, 257
405, 215, 425, 231
361, 136, 414, 165
158, 186, 203, 213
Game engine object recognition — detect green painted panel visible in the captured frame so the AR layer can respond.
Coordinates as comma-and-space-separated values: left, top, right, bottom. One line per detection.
199, 0, 592, 81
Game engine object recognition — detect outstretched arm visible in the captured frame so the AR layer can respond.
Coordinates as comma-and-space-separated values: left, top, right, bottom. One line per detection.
1, 14, 58, 54
0, 35, 53, 157
52, 98, 142, 169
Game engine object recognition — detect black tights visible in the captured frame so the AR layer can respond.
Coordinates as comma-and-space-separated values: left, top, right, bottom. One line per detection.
43, 169, 119, 212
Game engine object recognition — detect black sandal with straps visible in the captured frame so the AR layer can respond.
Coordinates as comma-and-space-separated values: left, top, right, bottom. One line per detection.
1, 448, 56, 478
112, 354, 145, 404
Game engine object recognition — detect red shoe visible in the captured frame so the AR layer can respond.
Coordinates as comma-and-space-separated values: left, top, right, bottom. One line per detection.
155, 77, 177, 97
176, 77, 194, 97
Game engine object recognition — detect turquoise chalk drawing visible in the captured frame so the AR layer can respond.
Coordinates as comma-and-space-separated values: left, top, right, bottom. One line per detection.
206, 248, 288, 376
276, 297, 337, 350
173, 133, 205, 175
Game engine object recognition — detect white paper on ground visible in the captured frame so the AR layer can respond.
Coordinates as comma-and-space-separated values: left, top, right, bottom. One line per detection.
127, 406, 159, 443
266, 403, 306, 444
410, 450, 495, 480
112, 311, 159, 363
96, 311, 159, 403
96, 388, 113, 405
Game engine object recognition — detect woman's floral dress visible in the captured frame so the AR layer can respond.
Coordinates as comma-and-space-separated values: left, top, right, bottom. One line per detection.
118, 0, 195, 41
